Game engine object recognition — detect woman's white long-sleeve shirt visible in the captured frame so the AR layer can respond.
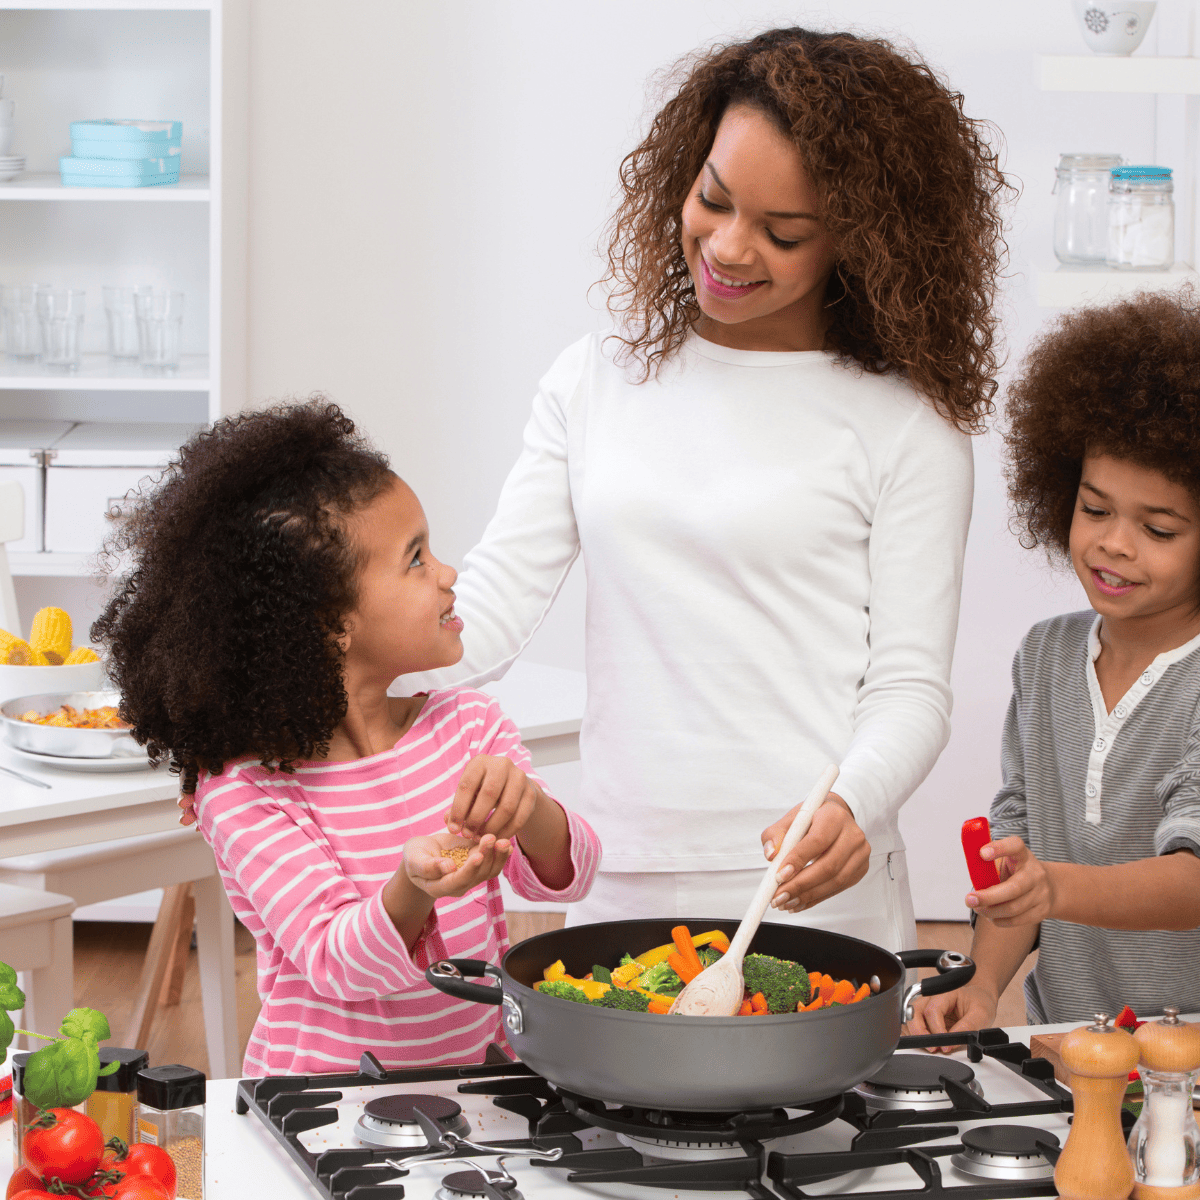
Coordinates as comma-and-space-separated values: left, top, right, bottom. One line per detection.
400, 331, 973, 875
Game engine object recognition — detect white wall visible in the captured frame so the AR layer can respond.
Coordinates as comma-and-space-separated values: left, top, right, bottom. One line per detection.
38, 0, 1185, 918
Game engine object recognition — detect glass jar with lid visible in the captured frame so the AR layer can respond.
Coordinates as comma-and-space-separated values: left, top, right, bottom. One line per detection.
1054, 152, 1123, 263
136, 1064, 205, 1200
1108, 165, 1174, 271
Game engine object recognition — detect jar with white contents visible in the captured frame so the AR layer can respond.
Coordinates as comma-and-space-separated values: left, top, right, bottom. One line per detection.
1107, 165, 1174, 270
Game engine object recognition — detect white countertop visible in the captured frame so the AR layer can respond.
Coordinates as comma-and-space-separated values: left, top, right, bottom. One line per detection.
4, 1015, 1172, 1200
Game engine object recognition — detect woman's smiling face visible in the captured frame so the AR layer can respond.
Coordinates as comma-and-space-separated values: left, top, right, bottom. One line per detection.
680, 103, 839, 352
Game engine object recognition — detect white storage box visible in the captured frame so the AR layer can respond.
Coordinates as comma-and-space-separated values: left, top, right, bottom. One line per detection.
43, 422, 202, 556
0, 421, 75, 552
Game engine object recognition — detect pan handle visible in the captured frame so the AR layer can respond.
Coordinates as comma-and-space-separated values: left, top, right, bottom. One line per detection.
896, 949, 975, 1023
427, 958, 504, 1006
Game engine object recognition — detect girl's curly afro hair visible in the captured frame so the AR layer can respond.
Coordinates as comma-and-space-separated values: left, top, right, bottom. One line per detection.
1006, 289, 1200, 558
603, 26, 1012, 432
92, 398, 393, 793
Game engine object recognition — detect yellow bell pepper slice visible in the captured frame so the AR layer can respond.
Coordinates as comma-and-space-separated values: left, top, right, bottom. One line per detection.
543, 959, 567, 982
631, 988, 680, 1006
634, 929, 730, 967
573, 979, 611, 1000
611, 960, 645, 987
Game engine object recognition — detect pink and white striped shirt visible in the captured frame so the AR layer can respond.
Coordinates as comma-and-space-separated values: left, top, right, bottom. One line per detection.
194, 687, 600, 1076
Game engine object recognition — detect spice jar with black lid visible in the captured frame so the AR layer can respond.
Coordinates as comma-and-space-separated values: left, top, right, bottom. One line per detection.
86, 1047, 149, 1146
10, 1051, 30, 1170
136, 1064, 204, 1200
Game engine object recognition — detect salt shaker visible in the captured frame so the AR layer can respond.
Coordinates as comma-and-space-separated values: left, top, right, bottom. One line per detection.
1129, 1006, 1200, 1198
1056, 1012, 1141, 1200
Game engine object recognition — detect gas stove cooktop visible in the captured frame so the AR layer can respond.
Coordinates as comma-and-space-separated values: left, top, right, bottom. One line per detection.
234, 1030, 1085, 1200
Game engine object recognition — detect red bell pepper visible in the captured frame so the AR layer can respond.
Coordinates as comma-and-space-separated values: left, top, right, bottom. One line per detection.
962, 816, 1001, 890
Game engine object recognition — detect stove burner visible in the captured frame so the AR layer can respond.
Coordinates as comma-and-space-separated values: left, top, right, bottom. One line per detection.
354, 1092, 472, 1148
436, 1168, 521, 1200
853, 1052, 984, 1111
949, 1124, 1061, 1182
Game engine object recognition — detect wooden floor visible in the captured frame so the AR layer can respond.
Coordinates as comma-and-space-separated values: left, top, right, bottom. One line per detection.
67, 915, 1036, 1074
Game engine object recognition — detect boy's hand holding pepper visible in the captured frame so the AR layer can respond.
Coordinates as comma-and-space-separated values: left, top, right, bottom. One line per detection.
965, 835, 1056, 926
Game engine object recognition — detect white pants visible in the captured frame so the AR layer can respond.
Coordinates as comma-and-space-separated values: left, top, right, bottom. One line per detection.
564, 848, 917, 954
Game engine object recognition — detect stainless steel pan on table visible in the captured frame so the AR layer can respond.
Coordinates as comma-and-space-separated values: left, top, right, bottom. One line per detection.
427, 917, 973, 1112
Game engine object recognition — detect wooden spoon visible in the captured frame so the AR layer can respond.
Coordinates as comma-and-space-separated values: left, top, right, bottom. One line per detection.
669, 763, 840, 1017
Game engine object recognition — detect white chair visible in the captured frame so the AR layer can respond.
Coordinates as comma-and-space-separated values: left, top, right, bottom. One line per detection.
0, 882, 75, 1045
0, 829, 240, 1077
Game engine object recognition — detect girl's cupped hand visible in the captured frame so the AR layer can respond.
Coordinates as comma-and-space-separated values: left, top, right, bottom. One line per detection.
404, 831, 512, 898
761, 793, 870, 911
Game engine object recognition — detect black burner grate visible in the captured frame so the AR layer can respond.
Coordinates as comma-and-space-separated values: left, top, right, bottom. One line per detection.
235, 1029, 1074, 1199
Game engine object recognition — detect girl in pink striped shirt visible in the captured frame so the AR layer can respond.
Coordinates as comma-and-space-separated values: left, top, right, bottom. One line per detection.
93, 400, 600, 1075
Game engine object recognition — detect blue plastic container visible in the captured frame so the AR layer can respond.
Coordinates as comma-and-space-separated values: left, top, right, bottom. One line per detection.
59, 155, 180, 188
68, 120, 182, 156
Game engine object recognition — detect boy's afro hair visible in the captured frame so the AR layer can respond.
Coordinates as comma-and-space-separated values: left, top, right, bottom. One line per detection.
1006, 289, 1200, 558
91, 397, 393, 793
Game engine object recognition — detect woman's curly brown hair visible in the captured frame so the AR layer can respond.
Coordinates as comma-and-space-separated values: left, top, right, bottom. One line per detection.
1006, 289, 1200, 558
603, 26, 1011, 431
92, 399, 393, 793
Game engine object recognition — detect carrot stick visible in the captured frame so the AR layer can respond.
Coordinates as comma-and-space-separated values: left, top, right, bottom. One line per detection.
671, 925, 704, 979
800, 995, 826, 1011
817, 976, 835, 1004
668, 951, 699, 984
830, 979, 856, 1005
647, 999, 673, 1014
851, 982, 870, 1003
708, 932, 731, 953
738, 999, 753, 1015
750, 991, 769, 1014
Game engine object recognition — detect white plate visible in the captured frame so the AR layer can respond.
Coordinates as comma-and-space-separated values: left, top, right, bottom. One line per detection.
10, 745, 153, 772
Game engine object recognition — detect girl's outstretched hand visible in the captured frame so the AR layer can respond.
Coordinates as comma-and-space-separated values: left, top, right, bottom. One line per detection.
404, 831, 512, 899
965, 835, 1055, 926
446, 754, 541, 841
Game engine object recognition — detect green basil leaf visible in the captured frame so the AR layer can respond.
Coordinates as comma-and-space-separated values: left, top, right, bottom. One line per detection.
0, 1009, 13, 1061
23, 1038, 100, 1109
0, 962, 25, 1012
97, 1060, 120, 1077
59, 1007, 111, 1044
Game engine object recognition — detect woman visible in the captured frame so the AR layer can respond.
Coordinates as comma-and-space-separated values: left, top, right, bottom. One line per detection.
184, 27, 1008, 951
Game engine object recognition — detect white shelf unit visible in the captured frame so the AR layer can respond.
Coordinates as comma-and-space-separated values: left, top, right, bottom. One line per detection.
0, 1, 246, 575
1036, 51, 1200, 306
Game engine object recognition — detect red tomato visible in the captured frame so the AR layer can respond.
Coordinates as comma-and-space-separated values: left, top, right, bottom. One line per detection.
6, 1169, 42, 1200
112, 1179, 171, 1200
10, 1190, 63, 1200
21, 1108, 105, 1186
98, 1144, 177, 1200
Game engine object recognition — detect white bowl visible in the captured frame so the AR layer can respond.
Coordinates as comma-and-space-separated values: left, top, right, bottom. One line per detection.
1073, 0, 1157, 55
0, 660, 107, 704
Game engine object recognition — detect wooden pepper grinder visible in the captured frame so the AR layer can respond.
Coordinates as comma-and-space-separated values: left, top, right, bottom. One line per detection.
1056, 1012, 1141, 1200
1129, 1006, 1200, 1200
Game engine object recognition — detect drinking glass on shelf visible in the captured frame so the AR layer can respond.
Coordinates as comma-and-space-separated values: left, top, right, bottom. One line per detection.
135, 289, 184, 371
1, 284, 45, 358
36, 288, 86, 371
103, 286, 148, 358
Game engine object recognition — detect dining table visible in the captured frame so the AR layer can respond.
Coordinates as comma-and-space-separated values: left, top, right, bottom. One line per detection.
0, 660, 586, 858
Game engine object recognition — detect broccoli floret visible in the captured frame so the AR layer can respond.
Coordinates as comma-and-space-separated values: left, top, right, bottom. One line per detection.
593, 987, 652, 1012
640, 960, 683, 996
536, 979, 591, 1004
742, 954, 810, 1013
697, 945, 724, 968
620, 953, 638, 967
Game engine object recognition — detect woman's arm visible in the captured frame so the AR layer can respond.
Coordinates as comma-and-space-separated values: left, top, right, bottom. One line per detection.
828, 403, 974, 844
394, 335, 592, 695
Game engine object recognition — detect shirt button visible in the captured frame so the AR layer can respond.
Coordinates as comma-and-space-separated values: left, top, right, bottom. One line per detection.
1115, 705, 1127, 718
1086, 784, 1097, 797
1094, 738, 1106, 752
1141, 670, 1154, 685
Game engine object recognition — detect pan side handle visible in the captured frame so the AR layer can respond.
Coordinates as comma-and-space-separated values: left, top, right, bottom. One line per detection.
896, 949, 976, 1023
426, 958, 504, 1005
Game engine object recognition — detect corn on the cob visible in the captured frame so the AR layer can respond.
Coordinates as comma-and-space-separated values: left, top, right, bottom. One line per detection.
0, 630, 37, 665
29, 607, 72, 665
63, 646, 100, 665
